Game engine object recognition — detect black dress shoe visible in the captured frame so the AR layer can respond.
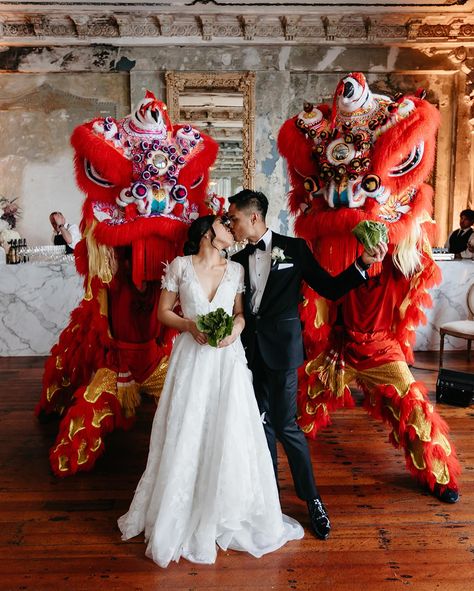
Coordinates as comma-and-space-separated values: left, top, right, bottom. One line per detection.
307, 498, 331, 540
432, 484, 459, 504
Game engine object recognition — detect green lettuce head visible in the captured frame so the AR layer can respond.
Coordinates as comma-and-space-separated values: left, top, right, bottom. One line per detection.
196, 307, 234, 347
352, 220, 388, 254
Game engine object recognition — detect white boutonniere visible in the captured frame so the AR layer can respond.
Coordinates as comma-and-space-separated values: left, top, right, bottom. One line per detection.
271, 246, 291, 266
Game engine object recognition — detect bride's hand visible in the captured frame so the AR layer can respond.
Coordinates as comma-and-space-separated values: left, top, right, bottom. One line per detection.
218, 312, 244, 348
186, 320, 208, 345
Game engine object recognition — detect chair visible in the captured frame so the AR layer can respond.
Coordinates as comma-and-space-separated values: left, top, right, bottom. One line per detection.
439, 283, 474, 367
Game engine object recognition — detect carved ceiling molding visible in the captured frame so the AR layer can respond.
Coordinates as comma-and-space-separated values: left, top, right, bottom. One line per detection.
1, 12, 474, 44
420, 45, 474, 121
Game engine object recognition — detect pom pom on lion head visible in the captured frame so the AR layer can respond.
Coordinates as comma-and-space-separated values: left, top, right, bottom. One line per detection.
71, 90, 219, 287
277, 72, 440, 278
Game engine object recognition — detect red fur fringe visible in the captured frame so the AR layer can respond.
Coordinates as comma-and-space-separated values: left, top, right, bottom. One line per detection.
297, 380, 355, 438
277, 117, 316, 177
36, 277, 113, 417
371, 97, 440, 195
93, 214, 188, 247
49, 388, 135, 477
359, 381, 461, 491
394, 245, 442, 363
71, 122, 132, 201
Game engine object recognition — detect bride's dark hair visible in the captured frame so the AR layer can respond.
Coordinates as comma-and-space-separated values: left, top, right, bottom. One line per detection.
183, 215, 217, 255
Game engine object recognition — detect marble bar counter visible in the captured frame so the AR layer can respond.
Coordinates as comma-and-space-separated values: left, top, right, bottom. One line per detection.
415, 259, 474, 351
0, 261, 83, 356
1, 258, 472, 356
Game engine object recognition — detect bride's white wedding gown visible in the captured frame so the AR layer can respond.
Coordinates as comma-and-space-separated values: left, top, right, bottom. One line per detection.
118, 255, 304, 567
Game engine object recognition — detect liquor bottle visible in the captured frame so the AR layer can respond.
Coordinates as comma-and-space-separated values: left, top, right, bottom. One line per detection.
23, 238, 29, 263
6, 240, 15, 264
13, 239, 19, 264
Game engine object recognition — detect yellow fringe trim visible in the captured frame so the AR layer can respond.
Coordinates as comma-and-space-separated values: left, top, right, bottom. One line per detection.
117, 381, 141, 418
83, 221, 117, 284
316, 356, 346, 399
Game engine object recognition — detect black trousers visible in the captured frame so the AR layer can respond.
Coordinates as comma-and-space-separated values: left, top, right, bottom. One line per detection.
250, 345, 319, 501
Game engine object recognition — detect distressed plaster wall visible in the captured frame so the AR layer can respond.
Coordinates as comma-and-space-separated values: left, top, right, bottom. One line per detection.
0, 70, 129, 245
0, 43, 470, 244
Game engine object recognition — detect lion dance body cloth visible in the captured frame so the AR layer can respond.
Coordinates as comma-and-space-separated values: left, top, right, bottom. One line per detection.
36, 91, 220, 476
278, 73, 460, 495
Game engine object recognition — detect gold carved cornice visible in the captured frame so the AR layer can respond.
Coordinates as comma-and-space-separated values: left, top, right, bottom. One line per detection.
1, 12, 474, 45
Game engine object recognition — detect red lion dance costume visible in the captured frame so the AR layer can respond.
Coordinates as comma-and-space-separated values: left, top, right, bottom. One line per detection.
278, 73, 460, 501
36, 92, 219, 476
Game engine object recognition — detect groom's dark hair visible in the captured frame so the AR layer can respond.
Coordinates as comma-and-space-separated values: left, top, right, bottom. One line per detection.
228, 189, 268, 220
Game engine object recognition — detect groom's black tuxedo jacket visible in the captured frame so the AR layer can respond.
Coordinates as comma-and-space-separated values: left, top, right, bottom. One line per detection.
232, 232, 366, 370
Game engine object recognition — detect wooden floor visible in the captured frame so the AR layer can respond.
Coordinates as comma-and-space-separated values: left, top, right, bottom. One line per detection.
0, 352, 473, 591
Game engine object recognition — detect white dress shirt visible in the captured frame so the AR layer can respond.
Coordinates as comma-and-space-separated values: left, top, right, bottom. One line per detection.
249, 228, 273, 313
460, 233, 474, 259
52, 222, 81, 250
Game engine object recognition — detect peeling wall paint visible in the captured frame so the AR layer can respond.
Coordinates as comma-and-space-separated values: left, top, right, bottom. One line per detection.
0, 44, 467, 243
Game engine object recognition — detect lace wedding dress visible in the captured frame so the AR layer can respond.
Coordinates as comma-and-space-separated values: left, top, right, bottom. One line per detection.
118, 255, 304, 567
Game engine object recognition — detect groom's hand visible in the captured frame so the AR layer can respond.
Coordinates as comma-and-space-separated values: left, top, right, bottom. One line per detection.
361, 241, 388, 266
217, 333, 237, 348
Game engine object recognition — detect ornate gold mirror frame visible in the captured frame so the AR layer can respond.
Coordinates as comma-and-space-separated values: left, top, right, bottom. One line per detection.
165, 71, 256, 190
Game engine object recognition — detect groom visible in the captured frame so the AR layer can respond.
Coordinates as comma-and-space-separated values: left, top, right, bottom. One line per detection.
228, 189, 387, 540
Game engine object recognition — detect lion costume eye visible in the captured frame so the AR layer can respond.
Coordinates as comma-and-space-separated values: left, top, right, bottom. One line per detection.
388, 142, 424, 177
190, 174, 204, 189
84, 159, 114, 187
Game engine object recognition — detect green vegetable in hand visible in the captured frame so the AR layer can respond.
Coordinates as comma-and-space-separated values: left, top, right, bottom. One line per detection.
196, 308, 234, 347
352, 220, 388, 254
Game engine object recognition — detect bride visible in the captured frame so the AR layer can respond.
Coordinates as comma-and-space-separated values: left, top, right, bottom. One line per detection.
118, 214, 304, 567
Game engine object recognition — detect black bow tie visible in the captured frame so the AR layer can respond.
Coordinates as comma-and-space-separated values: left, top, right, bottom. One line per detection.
246, 240, 266, 255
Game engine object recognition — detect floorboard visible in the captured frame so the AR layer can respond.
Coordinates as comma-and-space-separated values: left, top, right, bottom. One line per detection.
0, 351, 473, 591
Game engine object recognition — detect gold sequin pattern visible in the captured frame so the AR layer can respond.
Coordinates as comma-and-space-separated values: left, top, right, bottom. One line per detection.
141, 356, 169, 399
83, 368, 117, 404
407, 406, 432, 442
68, 415, 86, 440
305, 357, 415, 402
92, 406, 114, 428
408, 438, 426, 470
46, 383, 60, 403
431, 458, 450, 485
433, 432, 451, 456
305, 401, 328, 417
58, 455, 69, 472
77, 440, 89, 465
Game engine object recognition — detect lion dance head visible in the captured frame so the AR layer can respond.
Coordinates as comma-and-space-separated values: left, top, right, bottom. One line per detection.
278, 72, 440, 278
72, 90, 219, 287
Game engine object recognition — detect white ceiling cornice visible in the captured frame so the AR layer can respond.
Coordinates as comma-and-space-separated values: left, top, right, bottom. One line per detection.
0, 0, 473, 15
1, 1, 473, 45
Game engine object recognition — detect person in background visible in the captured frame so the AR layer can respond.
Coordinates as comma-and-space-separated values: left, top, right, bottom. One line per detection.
446, 209, 474, 257
460, 231, 474, 260
49, 211, 81, 254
